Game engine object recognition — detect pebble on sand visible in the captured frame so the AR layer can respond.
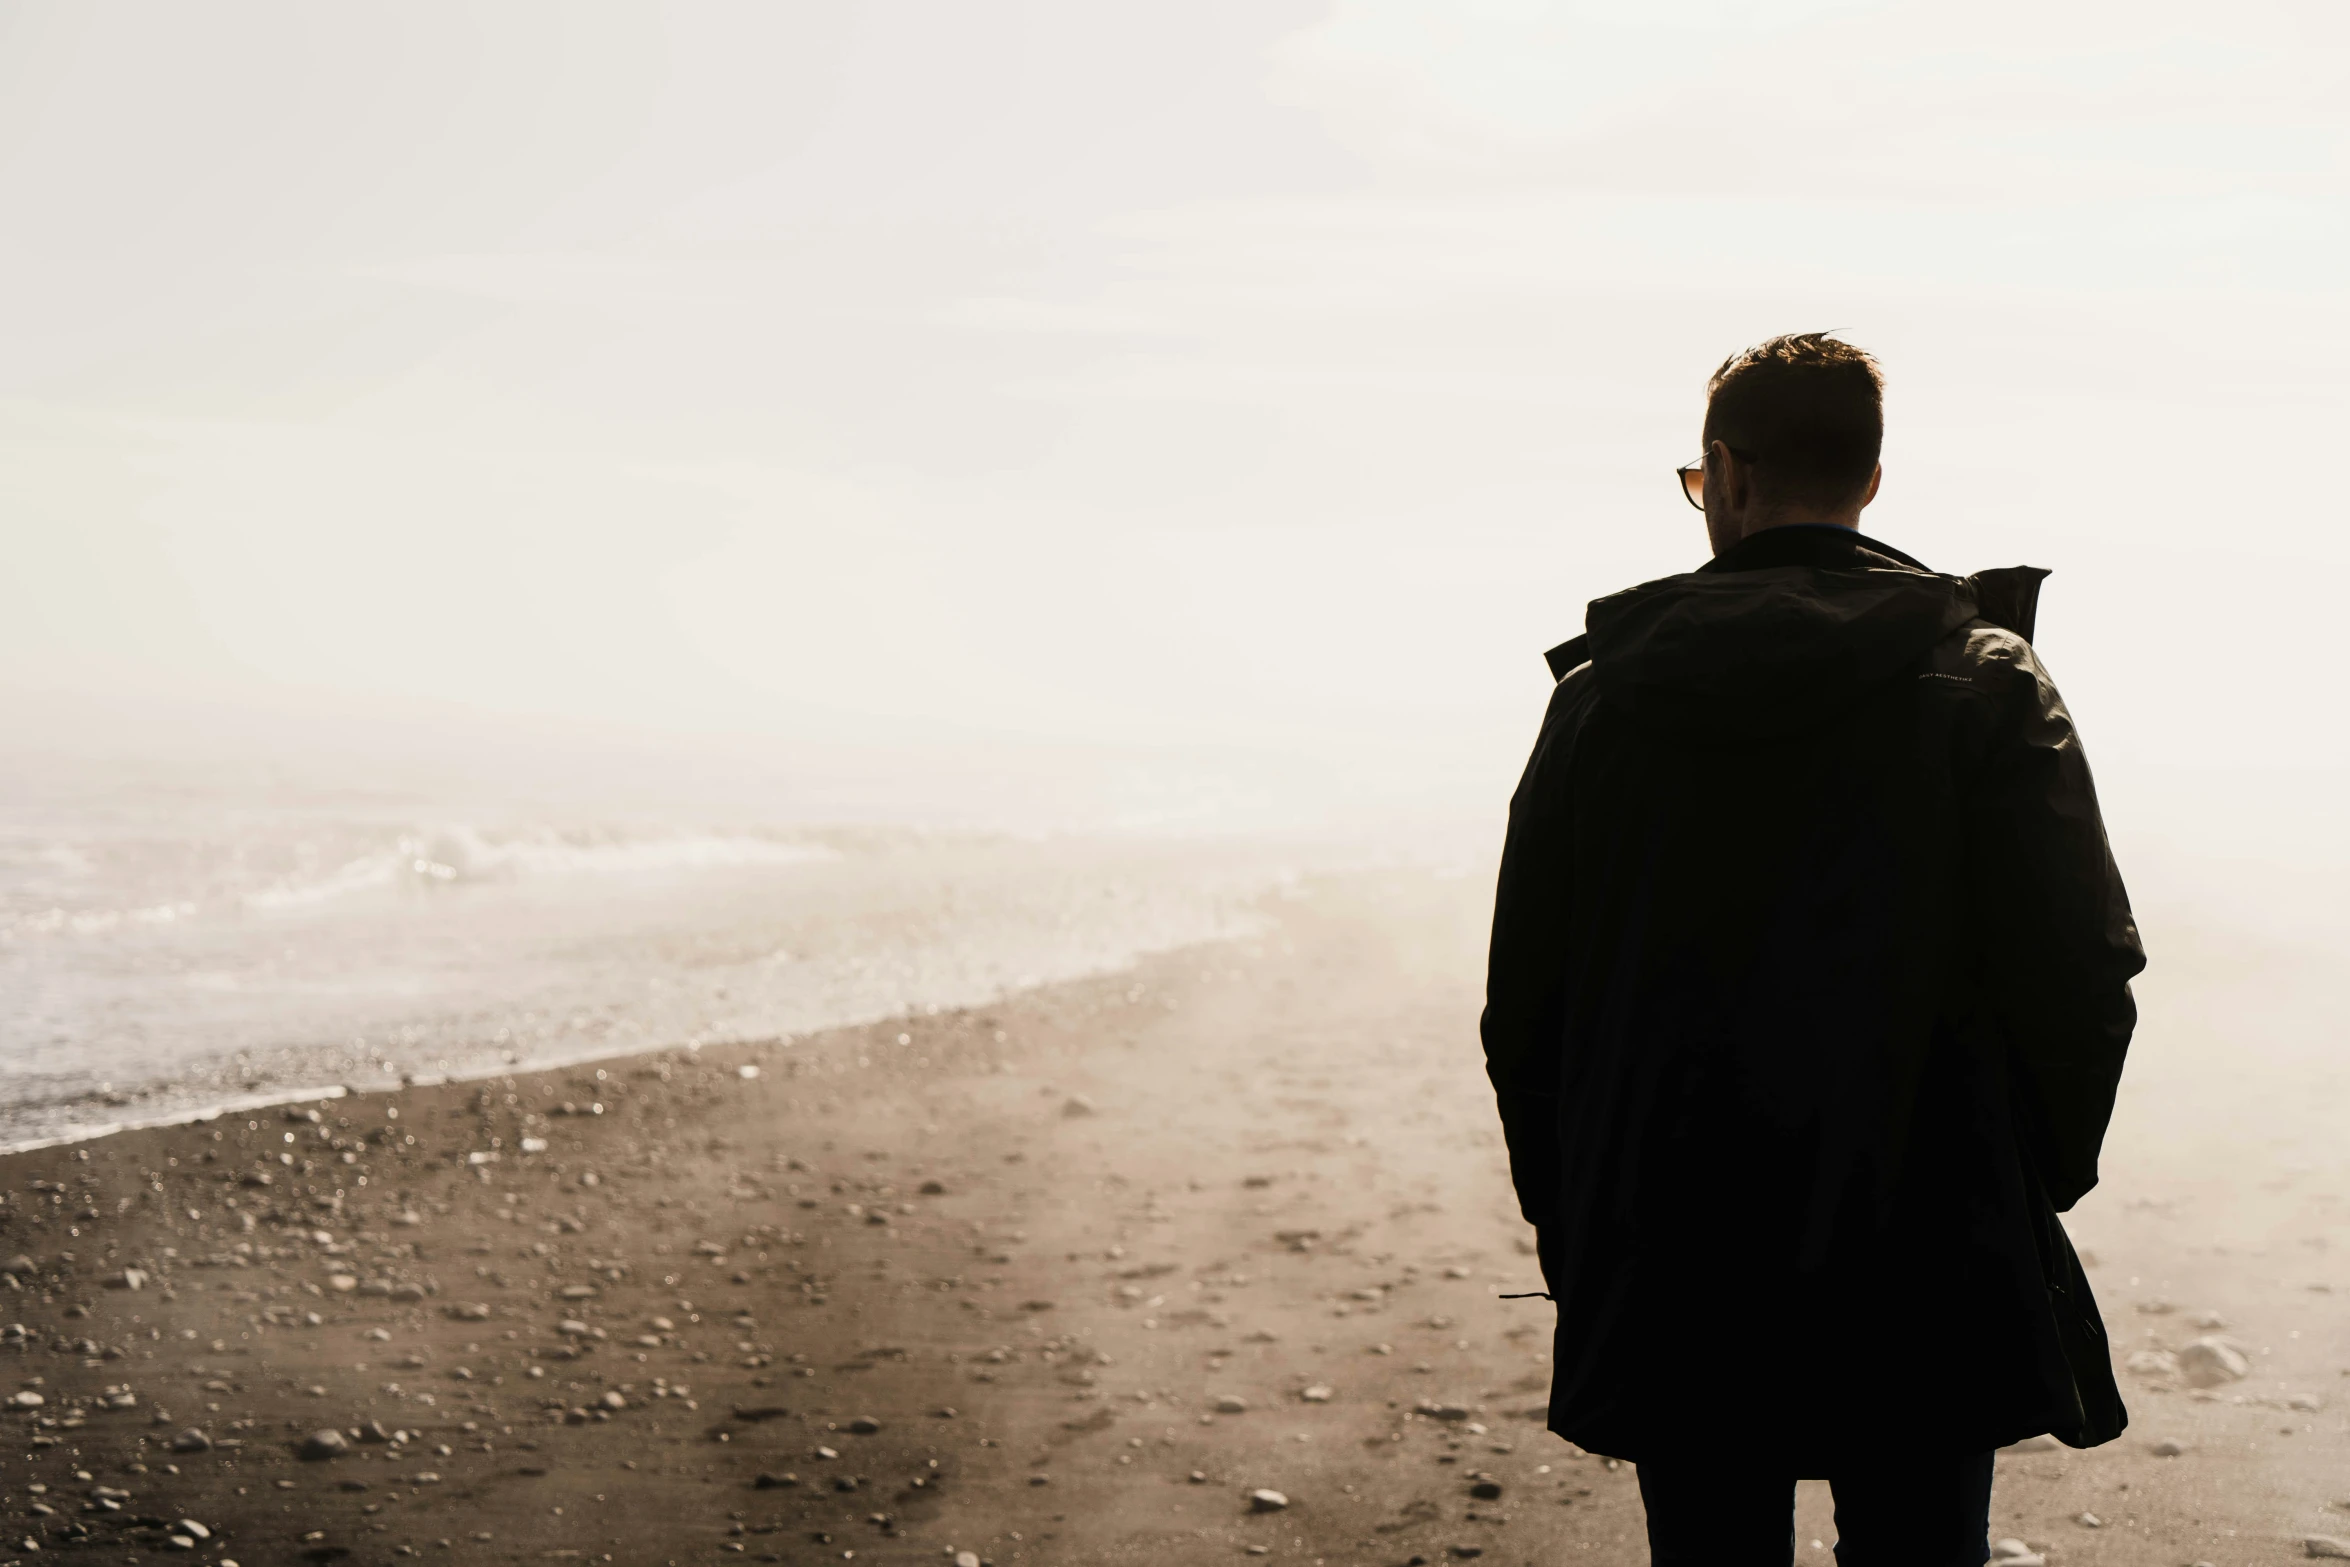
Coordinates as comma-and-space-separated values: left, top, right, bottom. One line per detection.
848, 1416, 882, 1434
2307, 1536, 2350, 1560
169, 1428, 212, 1453
2150, 1439, 2186, 1457
299, 1429, 351, 1460
1248, 1489, 1289, 1512
2178, 1337, 2251, 1388
1215, 1396, 1249, 1414
1300, 1385, 1333, 1403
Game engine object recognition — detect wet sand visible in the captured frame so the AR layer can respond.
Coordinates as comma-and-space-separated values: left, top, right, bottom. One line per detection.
2, 869, 2345, 1566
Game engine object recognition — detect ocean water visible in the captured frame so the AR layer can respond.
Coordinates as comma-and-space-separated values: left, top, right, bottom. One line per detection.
0, 776, 1316, 1151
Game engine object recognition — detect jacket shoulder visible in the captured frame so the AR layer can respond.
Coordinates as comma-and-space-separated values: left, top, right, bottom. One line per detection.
1921, 620, 2084, 768
1923, 620, 2042, 691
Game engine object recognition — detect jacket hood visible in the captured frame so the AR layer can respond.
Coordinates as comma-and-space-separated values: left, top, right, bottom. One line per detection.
1581, 564, 1980, 740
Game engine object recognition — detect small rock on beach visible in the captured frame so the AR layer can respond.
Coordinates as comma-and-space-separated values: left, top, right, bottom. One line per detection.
2178, 1336, 2250, 1388
299, 1429, 351, 1460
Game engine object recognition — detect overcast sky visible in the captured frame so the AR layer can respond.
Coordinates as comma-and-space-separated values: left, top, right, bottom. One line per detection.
0, 0, 2342, 845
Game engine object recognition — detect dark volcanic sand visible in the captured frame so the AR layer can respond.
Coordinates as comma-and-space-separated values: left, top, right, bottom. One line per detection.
2, 870, 2346, 1566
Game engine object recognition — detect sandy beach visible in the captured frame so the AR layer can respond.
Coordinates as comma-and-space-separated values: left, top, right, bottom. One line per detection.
4, 868, 2347, 1567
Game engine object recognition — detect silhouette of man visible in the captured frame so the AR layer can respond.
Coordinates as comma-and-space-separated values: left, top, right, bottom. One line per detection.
1482, 333, 2144, 1567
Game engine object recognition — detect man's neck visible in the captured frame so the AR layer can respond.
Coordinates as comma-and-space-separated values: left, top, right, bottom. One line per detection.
1708, 511, 1864, 557
1739, 514, 1861, 541
1702, 523, 1928, 575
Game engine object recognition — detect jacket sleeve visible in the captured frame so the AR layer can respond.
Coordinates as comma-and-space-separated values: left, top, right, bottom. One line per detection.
1967, 640, 2146, 1212
1481, 674, 1583, 1227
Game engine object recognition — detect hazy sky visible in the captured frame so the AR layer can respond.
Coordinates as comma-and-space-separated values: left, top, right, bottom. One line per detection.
1, 1, 2343, 841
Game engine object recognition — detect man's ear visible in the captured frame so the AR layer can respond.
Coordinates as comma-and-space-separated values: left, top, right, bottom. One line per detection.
1710, 439, 1750, 514
1859, 464, 1883, 509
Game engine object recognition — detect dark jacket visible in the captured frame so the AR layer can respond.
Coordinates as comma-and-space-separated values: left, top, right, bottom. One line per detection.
1482, 525, 2144, 1471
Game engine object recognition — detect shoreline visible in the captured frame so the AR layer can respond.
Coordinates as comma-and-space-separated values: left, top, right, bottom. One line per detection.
0, 1085, 357, 1163
0, 829, 1309, 1157
0, 916, 1288, 1160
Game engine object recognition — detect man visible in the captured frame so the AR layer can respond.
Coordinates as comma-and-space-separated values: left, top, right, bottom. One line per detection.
1481, 333, 2144, 1567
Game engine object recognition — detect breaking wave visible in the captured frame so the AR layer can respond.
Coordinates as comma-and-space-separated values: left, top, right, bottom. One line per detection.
3, 826, 840, 936
239, 828, 839, 912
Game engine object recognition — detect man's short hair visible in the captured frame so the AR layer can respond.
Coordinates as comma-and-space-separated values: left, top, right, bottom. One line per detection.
1703, 332, 1884, 511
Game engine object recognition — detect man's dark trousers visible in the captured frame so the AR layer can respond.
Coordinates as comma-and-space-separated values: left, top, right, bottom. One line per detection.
1636, 1449, 1995, 1567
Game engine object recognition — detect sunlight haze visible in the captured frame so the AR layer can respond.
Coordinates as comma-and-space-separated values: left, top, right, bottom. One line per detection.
0, 0, 2341, 853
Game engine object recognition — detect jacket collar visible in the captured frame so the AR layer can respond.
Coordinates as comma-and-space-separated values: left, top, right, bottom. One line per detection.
1543, 527, 1932, 681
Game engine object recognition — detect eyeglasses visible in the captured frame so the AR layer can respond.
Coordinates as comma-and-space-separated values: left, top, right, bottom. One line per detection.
1675, 445, 1751, 512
